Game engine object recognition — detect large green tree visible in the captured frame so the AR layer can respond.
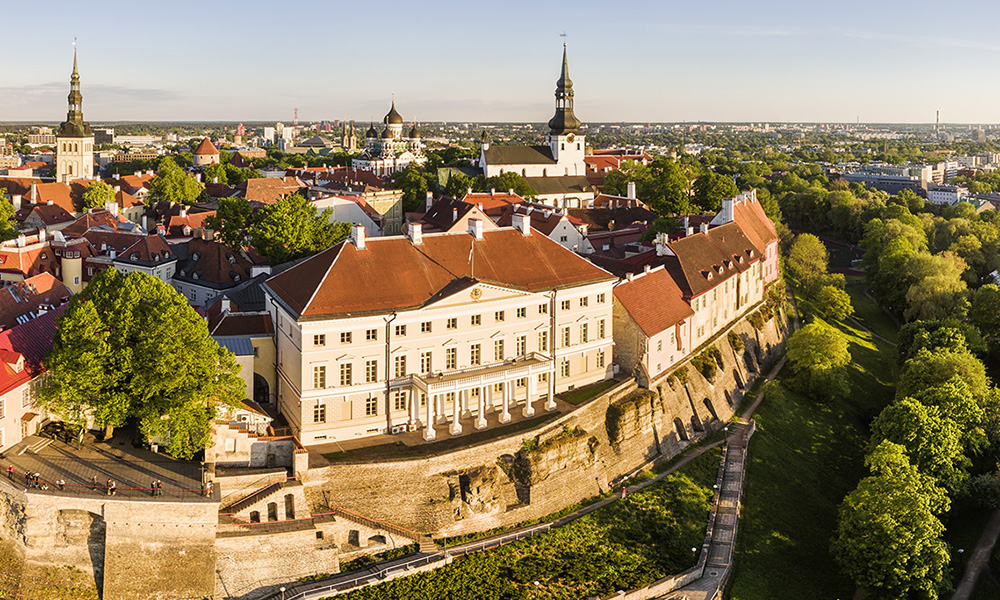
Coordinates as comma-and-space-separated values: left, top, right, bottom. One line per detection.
786, 321, 851, 399
786, 233, 829, 295
484, 172, 537, 199
149, 156, 204, 205
0, 191, 17, 242
38, 269, 243, 458
869, 397, 968, 488
82, 180, 116, 210
206, 196, 254, 249
691, 172, 737, 212
832, 441, 951, 600
248, 193, 350, 264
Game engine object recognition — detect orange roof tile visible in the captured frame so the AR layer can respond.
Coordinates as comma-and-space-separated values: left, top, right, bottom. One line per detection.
0, 272, 72, 331
266, 229, 614, 319
614, 266, 694, 337
194, 138, 219, 156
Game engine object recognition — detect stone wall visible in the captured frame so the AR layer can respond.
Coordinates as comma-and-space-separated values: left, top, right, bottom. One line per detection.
303, 308, 787, 536
215, 528, 339, 600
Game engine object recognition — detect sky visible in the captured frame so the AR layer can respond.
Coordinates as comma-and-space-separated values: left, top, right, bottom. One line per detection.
4, 0, 1000, 124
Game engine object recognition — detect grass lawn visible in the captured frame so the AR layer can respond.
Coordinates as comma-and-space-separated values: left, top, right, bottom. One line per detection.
728, 309, 897, 599
333, 447, 722, 600
321, 413, 560, 462
844, 281, 900, 345
556, 378, 620, 406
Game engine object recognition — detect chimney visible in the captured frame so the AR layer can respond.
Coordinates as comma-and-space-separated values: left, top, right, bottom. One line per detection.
512, 213, 531, 236
11, 195, 20, 211
113, 173, 120, 180
490, 188, 495, 195
38, 228, 46, 242
686, 226, 694, 237
655, 232, 674, 256
408, 222, 423, 245
109, 249, 116, 259
220, 297, 231, 314
682, 215, 689, 229
466, 187, 472, 196
146, 170, 154, 176
47, 200, 54, 206
426, 191, 433, 211
700, 223, 709, 234
105, 201, 119, 216
508, 188, 514, 196
213, 177, 219, 184
468, 218, 484, 240
30, 183, 37, 202
644, 264, 651, 273
627, 181, 636, 199
179, 208, 188, 218
452, 208, 458, 223
196, 173, 202, 183
113, 185, 121, 193
134, 171, 141, 178
351, 223, 366, 249
721, 197, 734, 224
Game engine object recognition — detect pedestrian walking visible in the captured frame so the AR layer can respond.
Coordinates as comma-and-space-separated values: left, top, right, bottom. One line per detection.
33, 473, 40, 487
91, 475, 99, 491
56, 479, 65, 491
106, 479, 113, 496
24, 471, 30, 486
620, 486, 627, 500
204, 480, 213, 497
156, 480, 163, 496
109, 480, 117, 496
6, 464, 13, 480
151, 481, 157, 497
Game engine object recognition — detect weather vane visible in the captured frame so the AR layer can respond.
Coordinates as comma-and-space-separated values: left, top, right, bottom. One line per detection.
73, 37, 77, 50
560, 32, 567, 46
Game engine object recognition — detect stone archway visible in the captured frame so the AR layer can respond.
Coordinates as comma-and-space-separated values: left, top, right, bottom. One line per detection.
253, 373, 270, 405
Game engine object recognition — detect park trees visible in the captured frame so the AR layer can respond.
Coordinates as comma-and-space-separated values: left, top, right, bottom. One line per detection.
869, 397, 968, 488
786, 322, 851, 400
0, 191, 18, 242
206, 196, 254, 249
81, 180, 116, 210
832, 442, 951, 600
691, 172, 737, 212
149, 157, 204, 205
38, 269, 243, 459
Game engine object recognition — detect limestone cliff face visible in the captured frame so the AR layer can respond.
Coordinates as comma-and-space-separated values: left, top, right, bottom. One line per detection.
305, 307, 787, 536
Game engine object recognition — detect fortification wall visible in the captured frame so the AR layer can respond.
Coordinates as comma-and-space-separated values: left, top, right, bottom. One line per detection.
304, 309, 787, 536
216, 528, 340, 600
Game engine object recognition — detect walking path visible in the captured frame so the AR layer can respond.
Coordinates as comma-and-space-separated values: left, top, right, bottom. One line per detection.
951, 508, 1000, 600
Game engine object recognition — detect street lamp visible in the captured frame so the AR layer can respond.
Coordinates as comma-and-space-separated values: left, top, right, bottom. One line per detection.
279, 586, 286, 600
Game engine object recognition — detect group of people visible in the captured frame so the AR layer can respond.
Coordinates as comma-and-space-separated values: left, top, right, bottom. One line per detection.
6, 464, 187, 498
5, 467, 66, 491
150, 480, 165, 496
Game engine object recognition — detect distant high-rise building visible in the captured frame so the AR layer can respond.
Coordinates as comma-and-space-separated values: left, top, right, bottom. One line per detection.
55, 47, 94, 182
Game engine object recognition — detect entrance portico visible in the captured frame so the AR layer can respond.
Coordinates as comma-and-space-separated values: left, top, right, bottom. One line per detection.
407, 353, 555, 441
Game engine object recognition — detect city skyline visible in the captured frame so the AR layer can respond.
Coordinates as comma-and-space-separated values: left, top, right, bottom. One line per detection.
3, 0, 1000, 124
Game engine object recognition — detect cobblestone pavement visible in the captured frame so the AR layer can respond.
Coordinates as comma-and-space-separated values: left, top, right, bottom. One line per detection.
0, 429, 209, 501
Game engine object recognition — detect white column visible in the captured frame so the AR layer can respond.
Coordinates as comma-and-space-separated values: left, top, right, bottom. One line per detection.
408, 391, 418, 429
450, 391, 463, 436
523, 377, 536, 418
476, 387, 487, 430
500, 381, 511, 424
545, 373, 557, 411
424, 394, 436, 441
436, 394, 446, 424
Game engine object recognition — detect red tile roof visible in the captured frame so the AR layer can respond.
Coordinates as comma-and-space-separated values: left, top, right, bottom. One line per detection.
0, 237, 61, 278
0, 304, 66, 395
210, 313, 274, 337
176, 238, 254, 288
460, 192, 525, 216
0, 272, 72, 331
194, 138, 219, 156
168, 210, 216, 238
60, 209, 131, 238
732, 196, 778, 253
238, 177, 305, 204
495, 204, 574, 236
23, 203, 75, 227
115, 235, 176, 266
266, 228, 615, 319
614, 266, 694, 337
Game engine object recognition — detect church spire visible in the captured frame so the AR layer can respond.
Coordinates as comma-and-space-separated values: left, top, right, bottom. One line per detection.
59, 45, 91, 138
547, 43, 581, 135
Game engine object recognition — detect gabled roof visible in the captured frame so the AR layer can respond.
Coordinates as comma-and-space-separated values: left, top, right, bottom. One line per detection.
61, 208, 131, 238
0, 272, 72, 331
418, 196, 484, 232
614, 266, 694, 338
238, 177, 305, 204
0, 304, 66, 395
113, 235, 176, 267
663, 232, 741, 298
522, 175, 594, 196
27, 181, 87, 214
460, 192, 525, 216
0, 237, 61, 278
265, 228, 615, 319
210, 312, 274, 337
483, 145, 556, 166
167, 211, 216, 238
705, 222, 761, 275
495, 204, 575, 237
732, 196, 778, 252
175, 238, 254, 290
25, 203, 75, 226
567, 207, 658, 232
194, 138, 219, 156
114, 188, 143, 209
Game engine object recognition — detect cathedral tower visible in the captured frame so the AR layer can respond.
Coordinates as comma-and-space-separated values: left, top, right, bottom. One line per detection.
546, 44, 584, 175
56, 47, 94, 183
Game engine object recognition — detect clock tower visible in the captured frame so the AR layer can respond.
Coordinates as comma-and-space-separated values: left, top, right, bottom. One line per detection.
546, 44, 584, 176
55, 47, 94, 183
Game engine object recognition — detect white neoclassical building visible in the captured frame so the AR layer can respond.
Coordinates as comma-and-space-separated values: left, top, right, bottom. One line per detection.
262, 219, 615, 445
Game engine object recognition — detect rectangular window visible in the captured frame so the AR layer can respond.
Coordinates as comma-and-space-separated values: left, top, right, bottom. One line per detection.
538, 372, 548, 384
599, 319, 606, 338
579, 296, 588, 307
420, 393, 427, 407
445, 347, 457, 370
339, 363, 352, 386
516, 307, 526, 319
470, 344, 481, 366
561, 359, 570, 377
597, 351, 606, 368
657, 340, 663, 352
562, 327, 571, 348
421, 321, 432, 333
420, 351, 432, 374
339, 332, 351, 344
471, 314, 481, 326
516, 377, 527, 389
494, 310, 505, 322
21, 387, 30, 408
597, 293, 606, 304
394, 355, 407, 378
365, 396, 377, 416
366, 328, 378, 341
538, 303, 548, 314
395, 324, 406, 337
365, 359, 378, 383
446, 317, 458, 329
580, 323, 589, 344
313, 403, 326, 423
0, 396, 4, 420
494, 339, 505, 362
560, 300, 571, 311
393, 391, 406, 411
538, 331, 549, 352
313, 365, 326, 389
516, 335, 526, 356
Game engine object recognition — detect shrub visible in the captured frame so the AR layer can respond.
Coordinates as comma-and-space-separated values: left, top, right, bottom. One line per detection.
691, 346, 723, 381
748, 310, 766, 330
605, 390, 651, 446
510, 554, 555, 583
728, 331, 744, 353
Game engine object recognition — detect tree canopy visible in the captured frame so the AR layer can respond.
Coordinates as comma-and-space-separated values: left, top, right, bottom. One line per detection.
149, 157, 204, 206
39, 269, 244, 459
82, 180, 116, 210
247, 193, 350, 264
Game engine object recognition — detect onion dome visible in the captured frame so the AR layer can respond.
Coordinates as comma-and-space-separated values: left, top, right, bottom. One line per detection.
381, 127, 393, 139
365, 122, 378, 139
384, 100, 403, 125
409, 124, 420, 139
